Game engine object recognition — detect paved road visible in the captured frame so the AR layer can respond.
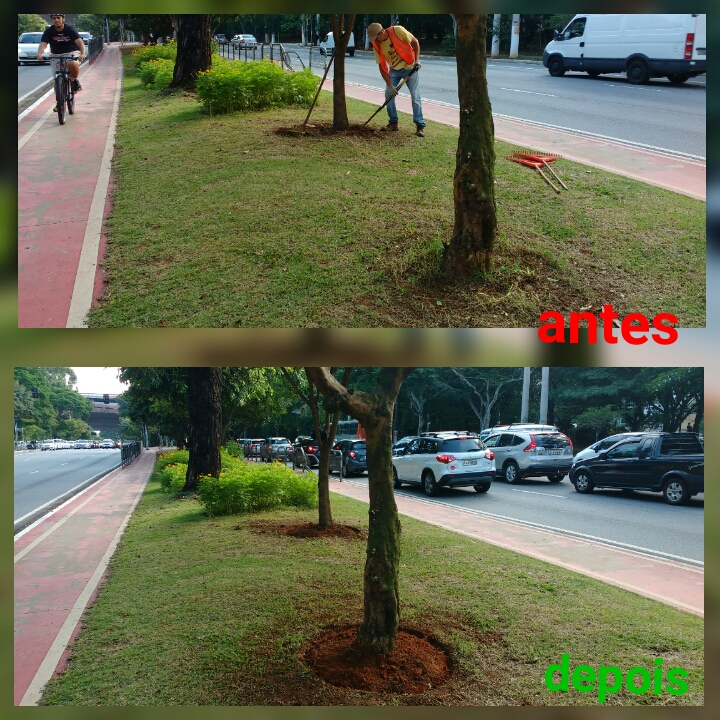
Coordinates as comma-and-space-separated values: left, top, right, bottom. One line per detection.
278, 48, 706, 158
18, 63, 53, 99
294, 465, 704, 563
14, 450, 122, 521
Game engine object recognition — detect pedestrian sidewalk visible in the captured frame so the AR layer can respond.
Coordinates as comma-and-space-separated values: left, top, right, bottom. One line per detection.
13, 449, 155, 706
329, 479, 703, 618
329, 79, 706, 201
18, 44, 123, 328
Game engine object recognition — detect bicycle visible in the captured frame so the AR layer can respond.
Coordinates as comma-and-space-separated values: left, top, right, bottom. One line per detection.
49, 54, 77, 125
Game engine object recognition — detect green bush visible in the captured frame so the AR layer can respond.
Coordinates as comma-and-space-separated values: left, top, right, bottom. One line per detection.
138, 58, 175, 89
198, 462, 317, 516
440, 33, 456, 56
195, 58, 319, 115
224, 440, 244, 459
131, 43, 177, 68
156, 449, 189, 470
158, 462, 187, 493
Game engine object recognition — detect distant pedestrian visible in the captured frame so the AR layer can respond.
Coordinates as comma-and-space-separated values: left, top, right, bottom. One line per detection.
367, 22, 426, 136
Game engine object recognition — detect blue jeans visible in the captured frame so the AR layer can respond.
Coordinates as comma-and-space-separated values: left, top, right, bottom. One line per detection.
385, 67, 425, 128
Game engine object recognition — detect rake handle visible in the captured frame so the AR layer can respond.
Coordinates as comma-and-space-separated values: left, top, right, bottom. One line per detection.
363, 66, 418, 126
303, 53, 335, 126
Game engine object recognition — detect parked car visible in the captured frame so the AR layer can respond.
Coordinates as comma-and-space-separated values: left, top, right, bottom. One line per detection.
330, 439, 367, 477
41, 439, 56, 451
292, 437, 321, 468
393, 435, 495, 496
15, 441, 28, 450
101, 438, 116, 449
26, 440, 38, 450
232, 34, 257, 49
77, 32, 92, 46
75, 439, 91, 449
573, 432, 645, 465
213, 34, 228, 44
320, 31, 355, 56
543, 13, 706, 84
18, 32, 50, 65
483, 430, 573, 483
244, 438, 266, 459
479, 424, 557, 442
569, 432, 704, 505
260, 437, 293, 462
421, 430, 478, 438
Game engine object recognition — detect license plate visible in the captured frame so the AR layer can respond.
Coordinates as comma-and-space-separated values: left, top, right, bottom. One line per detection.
463, 460, 477, 466
549, 450, 561, 455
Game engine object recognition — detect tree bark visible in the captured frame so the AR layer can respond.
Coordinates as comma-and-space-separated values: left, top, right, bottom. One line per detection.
169, 14, 212, 90
328, 14, 355, 130
442, 14, 497, 276
184, 367, 222, 491
306, 367, 414, 655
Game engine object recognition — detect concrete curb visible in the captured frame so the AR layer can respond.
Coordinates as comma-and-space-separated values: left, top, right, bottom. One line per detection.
13, 461, 122, 535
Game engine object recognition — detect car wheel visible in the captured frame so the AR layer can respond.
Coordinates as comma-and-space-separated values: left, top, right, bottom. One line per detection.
573, 470, 594, 494
342, 457, 353, 478
587, 70, 600, 77
627, 59, 649, 84
504, 461, 521, 484
548, 56, 565, 77
348, 49, 355, 57
666, 73, 689, 85
663, 477, 689, 505
393, 467, 402, 489
474, 482, 490, 493
423, 471, 438, 497
548, 473, 563, 483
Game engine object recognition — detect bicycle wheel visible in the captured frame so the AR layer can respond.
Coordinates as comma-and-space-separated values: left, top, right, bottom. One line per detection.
55, 73, 66, 125
66, 75, 75, 115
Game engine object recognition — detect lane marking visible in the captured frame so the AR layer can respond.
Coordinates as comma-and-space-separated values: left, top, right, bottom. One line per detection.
18, 468, 150, 706
500, 87, 558, 97
511, 488, 566, 498
18, 107, 55, 150
338, 479, 704, 567
65, 51, 123, 328
17, 76, 53, 105
29, 470, 40, 474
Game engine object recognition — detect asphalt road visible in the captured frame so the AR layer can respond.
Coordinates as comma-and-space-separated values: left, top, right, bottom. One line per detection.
281, 48, 705, 158
14, 449, 122, 521
309, 468, 704, 564
18, 63, 54, 99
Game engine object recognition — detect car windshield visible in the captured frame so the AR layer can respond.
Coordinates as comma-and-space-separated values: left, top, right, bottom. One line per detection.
242, 35, 255, 39
534, 433, 570, 448
20, 33, 44, 42
441, 438, 485, 453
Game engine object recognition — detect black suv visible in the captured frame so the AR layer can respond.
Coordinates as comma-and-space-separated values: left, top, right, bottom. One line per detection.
292, 436, 321, 468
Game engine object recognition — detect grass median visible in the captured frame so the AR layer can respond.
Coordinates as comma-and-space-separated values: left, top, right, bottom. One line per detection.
39, 460, 703, 705
86, 53, 705, 328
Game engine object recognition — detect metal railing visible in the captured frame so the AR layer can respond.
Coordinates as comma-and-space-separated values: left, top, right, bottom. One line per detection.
217, 42, 307, 73
121, 440, 142, 467
87, 36, 104, 63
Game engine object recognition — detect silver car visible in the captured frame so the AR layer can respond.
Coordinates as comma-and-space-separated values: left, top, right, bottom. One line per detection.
572, 432, 645, 466
18, 32, 50, 65
483, 430, 573, 483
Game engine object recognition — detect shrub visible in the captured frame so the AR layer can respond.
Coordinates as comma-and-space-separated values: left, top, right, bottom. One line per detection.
224, 440, 244, 458
198, 462, 317, 517
156, 449, 189, 470
440, 33, 456, 56
138, 58, 175, 89
158, 462, 187, 493
131, 43, 177, 68
195, 58, 319, 115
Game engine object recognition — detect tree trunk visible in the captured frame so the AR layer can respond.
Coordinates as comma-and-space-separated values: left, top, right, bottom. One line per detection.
329, 14, 355, 130
169, 14, 212, 90
306, 367, 414, 655
317, 443, 333, 526
184, 367, 222, 491
442, 15, 497, 276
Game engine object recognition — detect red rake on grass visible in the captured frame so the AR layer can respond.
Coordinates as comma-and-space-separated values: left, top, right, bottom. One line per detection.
510, 150, 568, 190
506, 155, 561, 193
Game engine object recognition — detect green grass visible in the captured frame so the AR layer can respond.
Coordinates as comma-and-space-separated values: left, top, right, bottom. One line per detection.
87, 53, 706, 328
39, 464, 703, 705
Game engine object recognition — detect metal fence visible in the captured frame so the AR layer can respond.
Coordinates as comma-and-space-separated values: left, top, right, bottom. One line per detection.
217, 41, 309, 72
87, 36, 104, 63
244, 445, 295, 465
121, 440, 142, 467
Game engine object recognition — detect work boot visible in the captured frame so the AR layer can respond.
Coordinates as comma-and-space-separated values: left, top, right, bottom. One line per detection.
380, 122, 399, 132
415, 124, 425, 137
72, 79, 82, 92
53, 105, 58, 112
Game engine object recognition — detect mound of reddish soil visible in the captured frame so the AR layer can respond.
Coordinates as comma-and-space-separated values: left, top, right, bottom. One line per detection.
275, 123, 380, 138
247, 520, 363, 539
300, 625, 451, 694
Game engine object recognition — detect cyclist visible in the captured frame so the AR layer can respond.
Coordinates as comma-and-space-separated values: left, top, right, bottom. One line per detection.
36, 14, 86, 112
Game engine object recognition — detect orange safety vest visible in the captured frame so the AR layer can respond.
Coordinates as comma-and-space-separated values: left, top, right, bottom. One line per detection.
372, 26, 415, 75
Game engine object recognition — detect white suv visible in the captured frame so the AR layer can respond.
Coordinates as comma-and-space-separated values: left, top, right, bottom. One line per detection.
483, 430, 573, 483
392, 434, 495, 496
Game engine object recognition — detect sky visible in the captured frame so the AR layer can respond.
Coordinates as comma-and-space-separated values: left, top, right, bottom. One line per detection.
70, 367, 127, 395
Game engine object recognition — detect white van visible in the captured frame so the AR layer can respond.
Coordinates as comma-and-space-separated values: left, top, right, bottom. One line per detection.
319, 31, 355, 57
543, 14, 706, 84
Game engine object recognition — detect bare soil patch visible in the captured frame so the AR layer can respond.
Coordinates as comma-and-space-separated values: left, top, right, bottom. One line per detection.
300, 625, 452, 694
276, 122, 381, 138
247, 520, 364, 539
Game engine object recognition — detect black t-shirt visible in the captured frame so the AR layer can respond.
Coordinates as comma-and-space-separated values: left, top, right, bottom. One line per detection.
41, 23, 81, 54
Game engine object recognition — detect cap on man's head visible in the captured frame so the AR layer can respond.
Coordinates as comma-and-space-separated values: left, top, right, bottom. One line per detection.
367, 23, 383, 42
50, 14, 65, 18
